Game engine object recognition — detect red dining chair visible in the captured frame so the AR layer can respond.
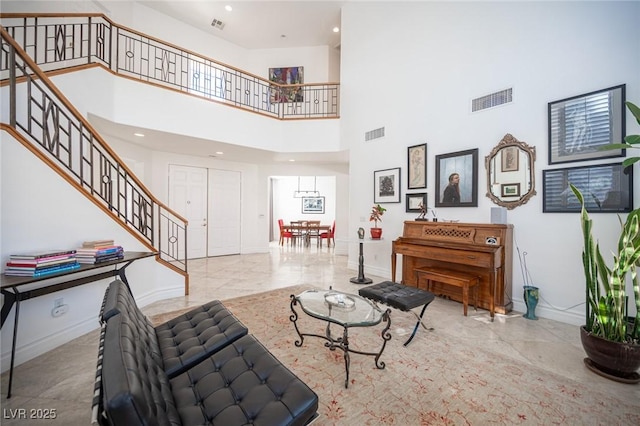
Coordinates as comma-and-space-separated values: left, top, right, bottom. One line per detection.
320, 221, 335, 247
278, 219, 294, 245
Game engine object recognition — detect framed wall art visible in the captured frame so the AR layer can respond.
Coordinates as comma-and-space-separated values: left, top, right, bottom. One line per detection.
435, 148, 478, 207
301, 196, 325, 214
501, 183, 521, 198
501, 146, 519, 172
406, 193, 427, 212
407, 143, 427, 189
269, 66, 304, 103
374, 168, 401, 203
548, 84, 626, 164
542, 162, 632, 213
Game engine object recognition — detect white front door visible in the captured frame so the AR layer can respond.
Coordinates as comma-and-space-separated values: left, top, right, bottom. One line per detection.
168, 164, 208, 259
208, 169, 241, 256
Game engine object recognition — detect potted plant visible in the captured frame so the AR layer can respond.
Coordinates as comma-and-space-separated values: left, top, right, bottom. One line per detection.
369, 204, 386, 239
570, 101, 640, 383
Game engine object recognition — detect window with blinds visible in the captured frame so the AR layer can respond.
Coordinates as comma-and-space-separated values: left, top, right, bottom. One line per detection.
543, 163, 632, 213
548, 85, 625, 164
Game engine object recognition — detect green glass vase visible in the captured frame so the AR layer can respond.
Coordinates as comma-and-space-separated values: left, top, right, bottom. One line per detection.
523, 285, 539, 320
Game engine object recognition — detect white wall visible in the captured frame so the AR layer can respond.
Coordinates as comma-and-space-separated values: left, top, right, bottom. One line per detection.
341, 1, 640, 324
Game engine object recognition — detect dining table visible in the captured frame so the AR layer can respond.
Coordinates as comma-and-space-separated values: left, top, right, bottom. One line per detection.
283, 223, 331, 246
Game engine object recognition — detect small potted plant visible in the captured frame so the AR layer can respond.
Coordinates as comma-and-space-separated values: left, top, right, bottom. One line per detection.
369, 204, 386, 239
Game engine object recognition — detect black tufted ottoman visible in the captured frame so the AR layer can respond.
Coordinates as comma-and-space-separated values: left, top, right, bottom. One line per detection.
359, 281, 435, 346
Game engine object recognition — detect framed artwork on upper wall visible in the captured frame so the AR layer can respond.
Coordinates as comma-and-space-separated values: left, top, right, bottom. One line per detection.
407, 143, 427, 189
548, 84, 626, 164
269, 66, 304, 103
435, 148, 478, 207
374, 168, 401, 203
542, 162, 632, 213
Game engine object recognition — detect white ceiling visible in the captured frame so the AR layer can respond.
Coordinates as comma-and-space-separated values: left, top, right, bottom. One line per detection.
89, 114, 349, 165
138, 0, 344, 50
92, 1, 346, 165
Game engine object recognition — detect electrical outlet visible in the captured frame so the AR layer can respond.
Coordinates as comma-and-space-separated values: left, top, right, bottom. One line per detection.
51, 304, 69, 317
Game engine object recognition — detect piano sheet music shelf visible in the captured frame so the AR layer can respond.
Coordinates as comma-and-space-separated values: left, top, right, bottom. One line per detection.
392, 221, 513, 315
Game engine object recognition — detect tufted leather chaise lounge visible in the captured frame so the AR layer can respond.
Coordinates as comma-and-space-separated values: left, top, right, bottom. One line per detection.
92, 280, 318, 426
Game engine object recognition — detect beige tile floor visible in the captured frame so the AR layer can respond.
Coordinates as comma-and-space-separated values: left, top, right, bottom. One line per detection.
1, 242, 638, 424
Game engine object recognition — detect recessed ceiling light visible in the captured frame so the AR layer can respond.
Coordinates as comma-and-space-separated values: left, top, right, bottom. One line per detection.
225, 5, 232, 12
216, 151, 224, 155
134, 132, 145, 137
333, 27, 340, 33
289, 159, 295, 162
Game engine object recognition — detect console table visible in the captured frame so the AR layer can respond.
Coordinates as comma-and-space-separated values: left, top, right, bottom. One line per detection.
0, 251, 157, 398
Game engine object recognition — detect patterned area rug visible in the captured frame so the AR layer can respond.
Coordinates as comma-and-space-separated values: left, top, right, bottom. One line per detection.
150, 285, 640, 425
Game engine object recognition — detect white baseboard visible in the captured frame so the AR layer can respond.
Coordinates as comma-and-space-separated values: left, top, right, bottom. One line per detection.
511, 300, 583, 326
0, 316, 99, 373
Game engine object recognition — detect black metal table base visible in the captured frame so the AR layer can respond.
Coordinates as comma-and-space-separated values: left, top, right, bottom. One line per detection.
350, 241, 372, 284
289, 295, 391, 388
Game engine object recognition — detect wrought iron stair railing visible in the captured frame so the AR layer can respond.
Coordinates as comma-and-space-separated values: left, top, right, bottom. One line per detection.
0, 26, 188, 283
0, 13, 340, 120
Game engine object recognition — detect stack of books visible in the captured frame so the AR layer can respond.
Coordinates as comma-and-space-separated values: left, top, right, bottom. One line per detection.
4, 249, 79, 277
76, 240, 124, 264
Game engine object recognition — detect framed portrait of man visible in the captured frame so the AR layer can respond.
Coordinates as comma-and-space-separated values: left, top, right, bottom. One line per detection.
435, 148, 478, 207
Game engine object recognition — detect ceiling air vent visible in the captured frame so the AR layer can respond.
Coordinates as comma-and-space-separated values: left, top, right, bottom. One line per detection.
472, 88, 513, 112
365, 127, 385, 141
211, 19, 225, 30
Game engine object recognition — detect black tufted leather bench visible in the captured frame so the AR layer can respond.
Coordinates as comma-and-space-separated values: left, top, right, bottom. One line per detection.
92, 280, 318, 426
359, 281, 435, 346
100, 279, 250, 377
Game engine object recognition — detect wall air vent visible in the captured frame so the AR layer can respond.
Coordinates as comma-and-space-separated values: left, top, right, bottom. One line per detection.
211, 19, 225, 30
472, 88, 513, 112
365, 127, 385, 141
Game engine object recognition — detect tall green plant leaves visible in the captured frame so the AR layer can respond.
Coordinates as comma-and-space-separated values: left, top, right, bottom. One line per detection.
571, 184, 640, 343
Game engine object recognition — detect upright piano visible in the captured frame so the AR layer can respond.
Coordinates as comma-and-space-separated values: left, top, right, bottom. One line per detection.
392, 221, 513, 315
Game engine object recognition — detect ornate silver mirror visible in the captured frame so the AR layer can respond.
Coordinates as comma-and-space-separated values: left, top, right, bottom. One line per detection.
485, 133, 536, 209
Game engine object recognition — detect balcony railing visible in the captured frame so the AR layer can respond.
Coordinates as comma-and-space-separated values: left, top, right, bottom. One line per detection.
0, 25, 188, 276
0, 13, 340, 120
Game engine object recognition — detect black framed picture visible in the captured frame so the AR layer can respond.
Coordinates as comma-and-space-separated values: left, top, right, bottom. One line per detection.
407, 143, 427, 189
501, 183, 521, 198
301, 196, 325, 214
374, 168, 401, 203
406, 193, 427, 212
548, 84, 626, 164
435, 148, 478, 207
542, 163, 632, 213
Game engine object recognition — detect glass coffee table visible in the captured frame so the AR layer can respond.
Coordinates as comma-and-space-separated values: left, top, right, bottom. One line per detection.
290, 289, 391, 388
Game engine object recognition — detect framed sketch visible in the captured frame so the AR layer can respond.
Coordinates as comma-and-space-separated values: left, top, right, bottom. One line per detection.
407, 143, 427, 189
548, 84, 626, 164
374, 168, 401, 203
542, 162, 632, 213
435, 148, 478, 207
301, 196, 325, 214
501, 183, 521, 198
406, 193, 427, 212
501, 146, 519, 172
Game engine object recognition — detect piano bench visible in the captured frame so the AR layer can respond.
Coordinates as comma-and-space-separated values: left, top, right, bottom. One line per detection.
358, 281, 435, 347
414, 267, 479, 317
